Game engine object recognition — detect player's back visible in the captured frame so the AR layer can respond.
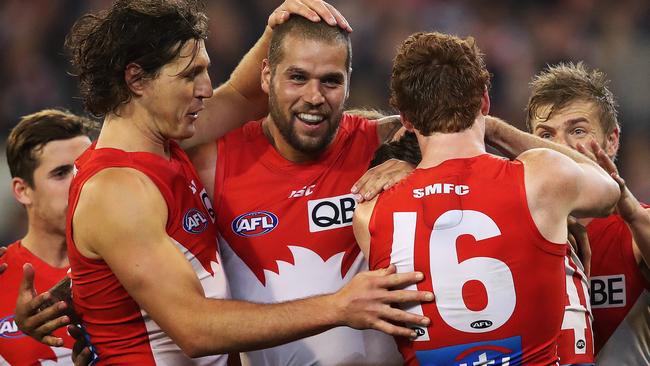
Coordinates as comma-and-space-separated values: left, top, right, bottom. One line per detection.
368, 154, 566, 365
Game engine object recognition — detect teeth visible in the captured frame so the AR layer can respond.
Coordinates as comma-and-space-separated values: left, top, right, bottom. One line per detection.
297, 113, 324, 123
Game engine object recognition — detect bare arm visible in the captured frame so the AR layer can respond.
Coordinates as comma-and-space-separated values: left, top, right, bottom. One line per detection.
74, 168, 431, 357
375, 115, 403, 143
577, 140, 650, 267
182, 0, 351, 149
352, 197, 379, 259
486, 116, 604, 166
518, 149, 619, 243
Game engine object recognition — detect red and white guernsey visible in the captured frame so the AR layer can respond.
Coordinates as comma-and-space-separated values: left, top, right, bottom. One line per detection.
0, 242, 73, 365
588, 208, 650, 365
214, 115, 402, 365
66, 142, 230, 365
557, 248, 594, 365
368, 155, 566, 366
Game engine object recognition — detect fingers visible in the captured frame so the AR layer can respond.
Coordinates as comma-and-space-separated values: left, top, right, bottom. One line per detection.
377, 270, 426, 289
352, 160, 413, 202
33, 313, 71, 341
381, 306, 430, 328
73, 347, 92, 366
269, 0, 352, 32
575, 142, 597, 162
304, 0, 337, 25
18, 263, 36, 297
321, 1, 352, 31
369, 319, 421, 338
0, 262, 6, 275
381, 289, 434, 303
41, 334, 65, 347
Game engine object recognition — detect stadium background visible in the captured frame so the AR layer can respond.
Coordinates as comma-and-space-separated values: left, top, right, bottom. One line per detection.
0, 0, 648, 245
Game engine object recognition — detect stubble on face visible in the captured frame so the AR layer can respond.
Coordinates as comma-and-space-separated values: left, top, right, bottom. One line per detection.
267, 77, 343, 158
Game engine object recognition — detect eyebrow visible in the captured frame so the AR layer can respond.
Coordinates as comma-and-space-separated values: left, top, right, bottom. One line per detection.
564, 117, 589, 127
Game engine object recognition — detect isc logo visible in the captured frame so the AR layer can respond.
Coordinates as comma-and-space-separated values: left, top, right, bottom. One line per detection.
307, 194, 356, 233
0, 315, 24, 339
183, 208, 208, 234
232, 211, 279, 237
591, 274, 626, 308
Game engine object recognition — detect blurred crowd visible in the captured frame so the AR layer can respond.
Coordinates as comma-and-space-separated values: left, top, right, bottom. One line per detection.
1, 0, 649, 244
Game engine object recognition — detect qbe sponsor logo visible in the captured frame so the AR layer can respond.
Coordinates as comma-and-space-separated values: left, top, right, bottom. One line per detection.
415, 336, 522, 366
307, 194, 356, 233
183, 208, 209, 234
0, 315, 25, 339
590, 274, 626, 308
232, 211, 279, 237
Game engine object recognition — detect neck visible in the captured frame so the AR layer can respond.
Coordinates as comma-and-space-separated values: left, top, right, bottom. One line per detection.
417, 117, 486, 168
96, 104, 170, 158
21, 226, 68, 268
262, 116, 323, 163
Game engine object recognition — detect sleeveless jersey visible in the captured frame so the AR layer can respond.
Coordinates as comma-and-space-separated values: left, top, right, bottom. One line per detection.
588, 207, 650, 366
557, 248, 594, 365
369, 154, 566, 366
214, 115, 402, 365
66, 141, 230, 365
0, 242, 73, 365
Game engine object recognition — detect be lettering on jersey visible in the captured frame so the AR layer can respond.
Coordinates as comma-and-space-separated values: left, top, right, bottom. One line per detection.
308, 194, 356, 233
413, 183, 470, 198
590, 274, 626, 308
0, 315, 24, 339
415, 336, 522, 366
232, 211, 279, 237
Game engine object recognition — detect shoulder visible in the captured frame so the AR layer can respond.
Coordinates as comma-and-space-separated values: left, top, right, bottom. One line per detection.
76, 167, 167, 222
354, 197, 378, 224
517, 148, 580, 188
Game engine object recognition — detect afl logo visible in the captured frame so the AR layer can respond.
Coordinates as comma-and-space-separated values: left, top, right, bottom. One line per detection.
470, 320, 493, 329
232, 211, 278, 237
0, 315, 25, 339
183, 208, 208, 234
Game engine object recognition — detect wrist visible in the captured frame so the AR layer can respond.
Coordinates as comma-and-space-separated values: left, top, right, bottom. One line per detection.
322, 292, 346, 327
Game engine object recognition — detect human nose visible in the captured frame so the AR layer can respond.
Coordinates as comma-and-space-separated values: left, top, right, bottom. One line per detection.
195, 73, 213, 99
303, 80, 325, 106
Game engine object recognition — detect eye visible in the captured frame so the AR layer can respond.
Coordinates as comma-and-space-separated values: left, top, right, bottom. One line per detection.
290, 74, 307, 83
322, 77, 342, 88
538, 131, 552, 139
572, 128, 587, 136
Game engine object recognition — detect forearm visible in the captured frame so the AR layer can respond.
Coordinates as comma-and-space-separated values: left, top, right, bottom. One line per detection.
186, 295, 339, 357
486, 116, 596, 166
627, 207, 650, 266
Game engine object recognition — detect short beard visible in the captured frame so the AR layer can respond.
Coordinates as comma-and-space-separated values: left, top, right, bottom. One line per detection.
268, 86, 341, 157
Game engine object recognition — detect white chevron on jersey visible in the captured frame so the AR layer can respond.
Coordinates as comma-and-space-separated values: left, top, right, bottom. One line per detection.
219, 235, 402, 366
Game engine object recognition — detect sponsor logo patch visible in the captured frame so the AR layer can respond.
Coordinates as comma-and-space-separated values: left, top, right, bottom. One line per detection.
590, 274, 626, 308
415, 336, 522, 366
0, 315, 24, 339
183, 208, 209, 234
232, 211, 279, 237
307, 194, 356, 233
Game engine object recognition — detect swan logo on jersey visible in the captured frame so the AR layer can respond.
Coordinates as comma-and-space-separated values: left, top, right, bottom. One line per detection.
183, 208, 208, 234
308, 194, 356, 233
232, 211, 279, 237
0, 315, 25, 339
415, 336, 522, 366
